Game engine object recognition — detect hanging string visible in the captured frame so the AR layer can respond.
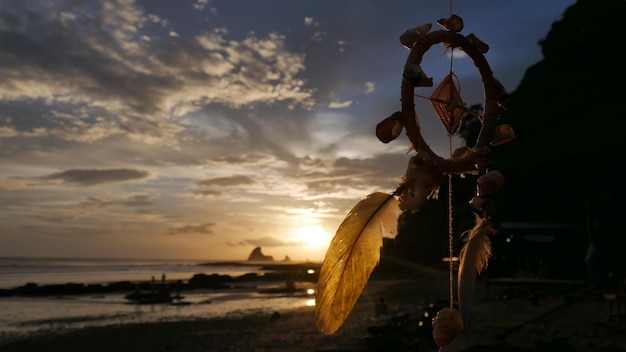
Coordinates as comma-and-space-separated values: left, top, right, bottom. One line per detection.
447, 0, 455, 310
447, 53, 455, 310
448, 158, 454, 308
446, 64, 455, 309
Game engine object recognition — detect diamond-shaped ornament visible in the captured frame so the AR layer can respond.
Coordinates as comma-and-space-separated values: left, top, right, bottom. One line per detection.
430, 73, 468, 134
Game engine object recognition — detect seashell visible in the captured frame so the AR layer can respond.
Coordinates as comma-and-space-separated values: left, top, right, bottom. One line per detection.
469, 195, 487, 210
437, 14, 464, 32
476, 170, 505, 196
399, 23, 432, 50
403, 65, 433, 87
465, 33, 489, 53
432, 308, 464, 347
490, 124, 515, 146
451, 146, 473, 161
472, 152, 491, 172
376, 112, 404, 143
414, 23, 432, 35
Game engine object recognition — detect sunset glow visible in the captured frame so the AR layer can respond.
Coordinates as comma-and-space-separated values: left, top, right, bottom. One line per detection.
0, 0, 576, 262
292, 225, 334, 249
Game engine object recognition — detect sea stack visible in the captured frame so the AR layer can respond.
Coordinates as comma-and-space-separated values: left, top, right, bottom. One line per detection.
247, 247, 273, 262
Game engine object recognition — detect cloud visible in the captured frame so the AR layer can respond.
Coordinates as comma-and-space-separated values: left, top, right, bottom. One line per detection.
0, 1, 316, 150
364, 81, 375, 94
120, 195, 153, 206
311, 31, 326, 42
0, 126, 19, 138
169, 222, 215, 235
197, 175, 255, 187
328, 100, 352, 109
191, 189, 224, 197
304, 17, 319, 27
43, 168, 150, 186
192, 0, 211, 11
208, 153, 275, 166
29, 215, 75, 224
273, 153, 405, 202
336, 40, 348, 52
16, 223, 111, 237
245, 236, 288, 247
81, 194, 153, 208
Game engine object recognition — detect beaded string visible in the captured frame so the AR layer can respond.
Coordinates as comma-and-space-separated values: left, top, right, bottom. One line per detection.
447, 0, 456, 311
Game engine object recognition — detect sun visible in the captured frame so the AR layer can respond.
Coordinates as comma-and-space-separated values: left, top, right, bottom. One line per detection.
292, 225, 332, 248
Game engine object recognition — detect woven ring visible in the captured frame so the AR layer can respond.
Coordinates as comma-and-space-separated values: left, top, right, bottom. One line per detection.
401, 29, 499, 174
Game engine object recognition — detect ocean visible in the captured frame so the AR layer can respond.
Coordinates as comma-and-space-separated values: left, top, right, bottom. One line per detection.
0, 257, 317, 336
0, 257, 263, 289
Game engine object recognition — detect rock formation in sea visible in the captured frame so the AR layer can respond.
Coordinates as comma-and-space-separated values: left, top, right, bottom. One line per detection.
247, 246, 274, 261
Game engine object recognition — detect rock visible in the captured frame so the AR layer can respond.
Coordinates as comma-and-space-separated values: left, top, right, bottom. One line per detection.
247, 246, 274, 262
188, 273, 232, 289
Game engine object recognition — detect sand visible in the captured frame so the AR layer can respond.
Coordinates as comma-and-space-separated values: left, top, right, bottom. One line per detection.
1, 273, 625, 352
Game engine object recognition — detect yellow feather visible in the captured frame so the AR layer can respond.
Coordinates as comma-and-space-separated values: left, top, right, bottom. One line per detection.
315, 192, 401, 335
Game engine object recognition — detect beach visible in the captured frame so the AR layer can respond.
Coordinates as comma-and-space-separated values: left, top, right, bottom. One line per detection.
0, 303, 370, 352
2, 265, 625, 352
0, 258, 324, 336
0, 277, 389, 352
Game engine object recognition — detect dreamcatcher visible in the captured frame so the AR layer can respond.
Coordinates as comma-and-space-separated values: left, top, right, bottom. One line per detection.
315, 10, 515, 351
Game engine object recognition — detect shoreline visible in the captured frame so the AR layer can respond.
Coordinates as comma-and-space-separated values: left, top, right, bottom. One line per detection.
2, 274, 625, 351
0, 277, 395, 352
2, 262, 625, 352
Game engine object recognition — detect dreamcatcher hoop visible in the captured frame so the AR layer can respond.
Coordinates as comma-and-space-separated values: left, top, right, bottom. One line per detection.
401, 29, 498, 175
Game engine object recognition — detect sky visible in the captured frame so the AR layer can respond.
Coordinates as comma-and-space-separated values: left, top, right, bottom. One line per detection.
0, 0, 577, 262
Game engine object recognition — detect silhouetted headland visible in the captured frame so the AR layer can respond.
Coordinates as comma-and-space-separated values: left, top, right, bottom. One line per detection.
0, 260, 322, 298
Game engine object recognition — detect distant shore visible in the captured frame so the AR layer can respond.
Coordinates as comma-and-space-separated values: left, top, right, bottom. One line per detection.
0, 261, 322, 298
